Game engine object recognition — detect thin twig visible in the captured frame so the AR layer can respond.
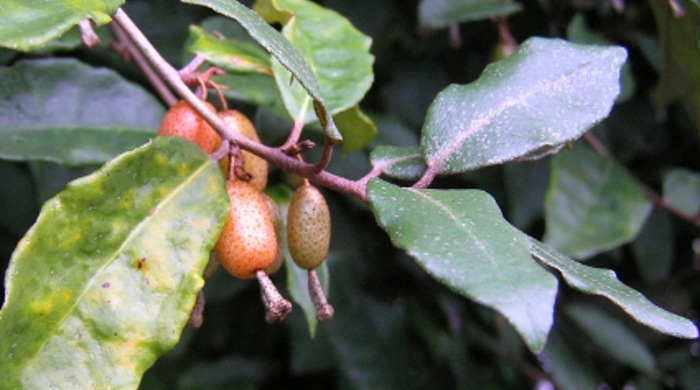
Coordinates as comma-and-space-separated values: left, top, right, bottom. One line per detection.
281, 120, 307, 152
78, 19, 100, 48
413, 165, 438, 189
583, 132, 700, 227
582, 132, 610, 157
109, 21, 177, 106
448, 23, 461, 48
210, 140, 230, 163
179, 54, 208, 75
312, 139, 334, 173
187, 290, 206, 328
112, 8, 368, 201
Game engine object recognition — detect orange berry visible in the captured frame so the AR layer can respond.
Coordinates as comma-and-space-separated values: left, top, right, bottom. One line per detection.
263, 193, 285, 275
218, 110, 268, 190
287, 184, 331, 270
215, 180, 277, 279
158, 100, 221, 153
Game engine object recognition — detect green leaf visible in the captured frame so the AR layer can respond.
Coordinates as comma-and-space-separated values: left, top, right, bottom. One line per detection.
0, 137, 230, 389
663, 168, 700, 217
542, 323, 600, 390
632, 209, 674, 284
367, 179, 558, 352
529, 237, 699, 339
212, 74, 281, 107
565, 304, 657, 375
421, 37, 626, 175
0, 58, 164, 166
0, 0, 122, 51
256, 0, 375, 149
369, 146, 427, 181
543, 145, 652, 259
650, 0, 700, 108
334, 105, 378, 153
182, 0, 341, 143
566, 13, 635, 102
418, 0, 523, 28
188, 25, 272, 75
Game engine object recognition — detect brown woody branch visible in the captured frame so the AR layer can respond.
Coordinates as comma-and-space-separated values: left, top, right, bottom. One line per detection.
112, 8, 369, 202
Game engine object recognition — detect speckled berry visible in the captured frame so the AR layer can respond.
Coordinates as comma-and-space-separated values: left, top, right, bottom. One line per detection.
158, 100, 221, 153
215, 180, 277, 279
263, 193, 285, 275
287, 184, 331, 270
218, 109, 268, 190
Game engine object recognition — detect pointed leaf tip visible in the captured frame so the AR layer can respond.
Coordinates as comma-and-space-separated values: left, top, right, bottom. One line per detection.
530, 237, 699, 339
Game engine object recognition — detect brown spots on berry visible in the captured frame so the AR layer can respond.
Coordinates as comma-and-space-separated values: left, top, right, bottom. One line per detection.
287, 184, 331, 270
214, 180, 277, 279
218, 110, 268, 191
158, 100, 221, 153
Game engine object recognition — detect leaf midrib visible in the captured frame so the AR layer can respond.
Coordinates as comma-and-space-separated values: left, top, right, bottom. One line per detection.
411, 189, 542, 340
428, 54, 613, 171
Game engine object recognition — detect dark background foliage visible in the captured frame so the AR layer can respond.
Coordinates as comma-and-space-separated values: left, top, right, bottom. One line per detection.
1, 0, 699, 388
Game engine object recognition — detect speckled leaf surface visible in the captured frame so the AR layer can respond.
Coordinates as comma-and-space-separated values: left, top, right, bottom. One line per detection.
368, 179, 558, 352
421, 37, 626, 175
0, 137, 230, 389
254, 0, 375, 149
370, 146, 427, 181
0, 58, 164, 166
418, 0, 522, 28
0, 0, 122, 51
530, 238, 698, 339
188, 25, 272, 75
182, 0, 341, 143
543, 145, 651, 259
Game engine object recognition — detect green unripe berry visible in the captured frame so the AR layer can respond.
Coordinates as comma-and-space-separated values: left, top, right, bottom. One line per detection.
287, 184, 331, 270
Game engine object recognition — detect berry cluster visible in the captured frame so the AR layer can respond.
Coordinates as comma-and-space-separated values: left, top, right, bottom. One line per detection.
157, 98, 333, 324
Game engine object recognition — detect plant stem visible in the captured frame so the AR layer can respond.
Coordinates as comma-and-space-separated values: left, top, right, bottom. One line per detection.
308, 268, 334, 321
112, 8, 368, 202
187, 290, 205, 329
312, 139, 334, 173
255, 270, 292, 323
78, 19, 100, 48
413, 166, 437, 189
109, 21, 177, 106
583, 132, 700, 227
281, 120, 306, 152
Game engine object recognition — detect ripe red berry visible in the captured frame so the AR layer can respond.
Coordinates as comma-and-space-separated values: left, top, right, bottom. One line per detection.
158, 100, 221, 153
215, 180, 277, 279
